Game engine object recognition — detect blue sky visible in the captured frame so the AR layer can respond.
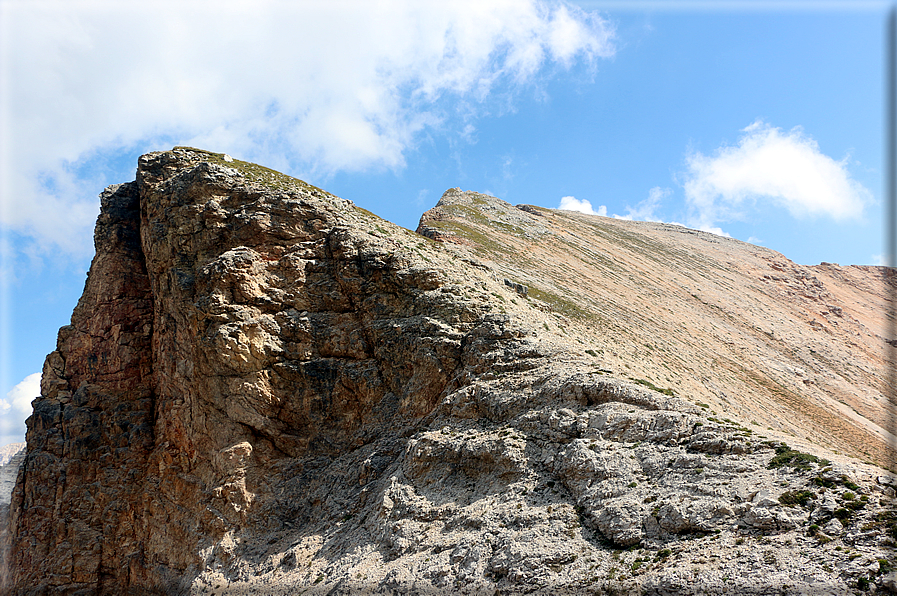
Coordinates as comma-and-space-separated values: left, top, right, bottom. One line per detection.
0, 0, 890, 445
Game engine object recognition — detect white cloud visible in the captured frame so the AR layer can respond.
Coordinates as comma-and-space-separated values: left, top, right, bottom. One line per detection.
559, 195, 607, 216
0, 0, 615, 261
682, 120, 871, 231
698, 225, 732, 238
612, 186, 731, 236
614, 186, 668, 221
0, 372, 39, 446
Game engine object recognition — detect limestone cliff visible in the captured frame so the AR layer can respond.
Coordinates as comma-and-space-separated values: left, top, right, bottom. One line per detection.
2, 148, 895, 595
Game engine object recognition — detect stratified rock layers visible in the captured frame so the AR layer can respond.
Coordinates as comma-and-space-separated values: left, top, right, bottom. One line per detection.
3, 149, 894, 595
418, 189, 895, 466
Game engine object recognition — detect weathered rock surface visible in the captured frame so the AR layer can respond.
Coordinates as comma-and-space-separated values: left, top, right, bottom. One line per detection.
418, 190, 895, 467
2, 148, 895, 595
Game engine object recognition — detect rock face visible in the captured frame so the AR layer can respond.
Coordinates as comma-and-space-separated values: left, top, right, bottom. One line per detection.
2, 148, 895, 595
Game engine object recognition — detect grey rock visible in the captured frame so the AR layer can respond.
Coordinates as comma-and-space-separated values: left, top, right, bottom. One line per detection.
882, 571, 897, 592
0, 447, 25, 506
821, 517, 843, 536
811, 491, 840, 522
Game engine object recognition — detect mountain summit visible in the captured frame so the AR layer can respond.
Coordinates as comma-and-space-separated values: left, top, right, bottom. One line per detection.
2, 148, 894, 595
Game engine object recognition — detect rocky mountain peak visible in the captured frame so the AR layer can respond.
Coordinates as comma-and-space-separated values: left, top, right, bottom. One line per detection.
419, 187, 551, 245
2, 148, 895, 595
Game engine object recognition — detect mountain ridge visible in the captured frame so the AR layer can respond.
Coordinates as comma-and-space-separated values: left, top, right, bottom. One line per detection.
1, 148, 895, 595
419, 187, 895, 466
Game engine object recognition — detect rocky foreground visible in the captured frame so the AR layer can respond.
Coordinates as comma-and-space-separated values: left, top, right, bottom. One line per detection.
1, 148, 895, 595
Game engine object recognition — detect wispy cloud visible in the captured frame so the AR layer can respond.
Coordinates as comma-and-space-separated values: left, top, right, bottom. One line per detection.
613, 186, 668, 221
682, 120, 871, 231
698, 225, 732, 238
559, 195, 607, 216
502, 156, 515, 180
612, 186, 731, 237
0, 0, 616, 261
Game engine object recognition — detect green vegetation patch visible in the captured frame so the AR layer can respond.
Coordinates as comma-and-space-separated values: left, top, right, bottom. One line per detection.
173, 146, 328, 194
812, 475, 835, 488
779, 490, 816, 507
812, 473, 856, 490
441, 200, 539, 238
526, 285, 595, 321
767, 443, 824, 470
631, 378, 676, 397
439, 203, 491, 225
841, 478, 860, 491
833, 508, 853, 521
354, 205, 386, 221
423, 220, 514, 255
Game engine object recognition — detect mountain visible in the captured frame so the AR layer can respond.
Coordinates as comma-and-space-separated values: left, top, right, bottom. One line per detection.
0, 444, 25, 469
418, 189, 894, 465
0, 445, 26, 506
1, 148, 894, 595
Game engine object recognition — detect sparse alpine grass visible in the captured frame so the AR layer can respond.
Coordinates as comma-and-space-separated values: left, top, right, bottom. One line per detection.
767, 443, 827, 470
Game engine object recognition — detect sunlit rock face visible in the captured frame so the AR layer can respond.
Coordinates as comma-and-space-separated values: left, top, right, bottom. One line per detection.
2, 148, 894, 595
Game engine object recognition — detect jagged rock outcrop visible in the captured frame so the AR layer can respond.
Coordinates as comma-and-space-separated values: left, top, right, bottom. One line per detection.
2, 148, 895, 595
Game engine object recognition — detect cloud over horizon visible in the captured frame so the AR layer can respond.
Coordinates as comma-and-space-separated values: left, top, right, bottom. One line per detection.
613, 186, 668, 222
682, 120, 871, 231
559, 195, 607, 216
0, 0, 615, 262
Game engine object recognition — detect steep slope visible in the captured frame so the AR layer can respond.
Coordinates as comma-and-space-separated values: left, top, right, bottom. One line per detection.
419, 189, 896, 467
2, 150, 895, 595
